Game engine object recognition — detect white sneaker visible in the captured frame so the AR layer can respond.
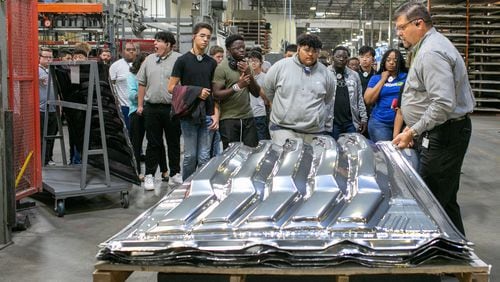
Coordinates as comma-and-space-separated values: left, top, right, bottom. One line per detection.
144, 174, 155, 191
48, 160, 56, 166
168, 173, 183, 185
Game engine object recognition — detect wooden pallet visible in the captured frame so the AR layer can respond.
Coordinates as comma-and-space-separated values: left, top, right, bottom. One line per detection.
93, 254, 490, 282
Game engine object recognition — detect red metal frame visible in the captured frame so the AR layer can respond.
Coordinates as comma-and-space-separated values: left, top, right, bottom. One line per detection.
7, 0, 42, 200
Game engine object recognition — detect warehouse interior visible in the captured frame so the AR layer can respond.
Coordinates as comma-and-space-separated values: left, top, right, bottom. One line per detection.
0, 0, 499, 281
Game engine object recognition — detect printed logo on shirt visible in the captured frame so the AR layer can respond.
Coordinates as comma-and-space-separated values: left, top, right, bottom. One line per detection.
384, 81, 404, 87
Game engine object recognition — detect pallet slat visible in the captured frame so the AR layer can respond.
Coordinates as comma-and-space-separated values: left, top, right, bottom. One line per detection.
93, 255, 491, 282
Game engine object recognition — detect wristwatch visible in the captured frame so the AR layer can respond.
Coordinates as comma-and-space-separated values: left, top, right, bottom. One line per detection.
409, 128, 418, 138
232, 83, 241, 92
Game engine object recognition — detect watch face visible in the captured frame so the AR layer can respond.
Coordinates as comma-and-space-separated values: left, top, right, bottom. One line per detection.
388, 76, 394, 83
363, 72, 368, 77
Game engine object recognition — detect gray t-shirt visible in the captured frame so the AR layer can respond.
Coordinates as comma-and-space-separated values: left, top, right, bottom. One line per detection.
136, 52, 181, 104
250, 72, 267, 117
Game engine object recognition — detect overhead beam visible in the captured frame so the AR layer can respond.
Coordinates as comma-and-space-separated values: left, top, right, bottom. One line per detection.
296, 19, 390, 29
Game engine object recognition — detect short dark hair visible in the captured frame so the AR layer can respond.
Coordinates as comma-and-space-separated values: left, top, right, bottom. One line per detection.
332, 45, 350, 57
72, 47, 88, 58
378, 48, 408, 76
99, 48, 111, 55
251, 46, 263, 54
358, 45, 375, 57
296, 34, 322, 50
285, 44, 297, 53
347, 57, 360, 64
193, 22, 213, 34
39, 47, 52, 56
225, 34, 244, 49
394, 2, 433, 26
209, 45, 224, 56
247, 50, 262, 62
154, 31, 176, 46
130, 52, 148, 75
58, 48, 72, 58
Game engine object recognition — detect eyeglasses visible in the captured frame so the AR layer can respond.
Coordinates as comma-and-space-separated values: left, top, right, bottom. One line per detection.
395, 18, 420, 32
40, 55, 53, 59
125, 48, 136, 52
248, 59, 261, 64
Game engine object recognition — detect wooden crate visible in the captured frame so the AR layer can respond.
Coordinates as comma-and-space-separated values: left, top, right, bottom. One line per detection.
93, 253, 490, 282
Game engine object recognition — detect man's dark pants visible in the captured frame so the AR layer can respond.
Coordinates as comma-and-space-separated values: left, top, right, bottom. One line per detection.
417, 116, 471, 235
219, 118, 258, 149
143, 103, 181, 177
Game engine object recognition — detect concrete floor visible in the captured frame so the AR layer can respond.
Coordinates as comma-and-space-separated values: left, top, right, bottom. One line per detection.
0, 115, 497, 282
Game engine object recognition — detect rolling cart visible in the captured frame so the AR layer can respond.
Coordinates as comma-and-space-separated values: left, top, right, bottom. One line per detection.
42, 61, 131, 217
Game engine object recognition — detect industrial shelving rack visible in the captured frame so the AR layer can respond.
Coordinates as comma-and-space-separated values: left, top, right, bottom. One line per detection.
225, 19, 272, 53
431, 3, 500, 112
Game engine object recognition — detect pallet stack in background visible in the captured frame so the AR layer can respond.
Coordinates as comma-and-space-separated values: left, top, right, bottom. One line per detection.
432, 3, 500, 113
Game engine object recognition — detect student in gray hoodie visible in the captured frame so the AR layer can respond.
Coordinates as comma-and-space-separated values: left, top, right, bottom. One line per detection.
263, 34, 335, 145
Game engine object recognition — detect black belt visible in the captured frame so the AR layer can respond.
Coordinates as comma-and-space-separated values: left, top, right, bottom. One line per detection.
445, 114, 469, 124
451, 114, 468, 121
433, 114, 469, 130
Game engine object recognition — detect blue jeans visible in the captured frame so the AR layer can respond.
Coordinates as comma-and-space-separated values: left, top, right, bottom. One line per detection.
210, 130, 222, 157
331, 121, 356, 140
121, 106, 130, 132
180, 117, 212, 181
368, 118, 394, 142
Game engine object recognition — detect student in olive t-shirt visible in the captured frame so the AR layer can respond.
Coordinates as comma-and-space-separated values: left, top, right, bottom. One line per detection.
212, 34, 261, 149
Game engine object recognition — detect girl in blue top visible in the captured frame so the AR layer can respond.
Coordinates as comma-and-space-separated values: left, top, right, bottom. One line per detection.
364, 49, 408, 142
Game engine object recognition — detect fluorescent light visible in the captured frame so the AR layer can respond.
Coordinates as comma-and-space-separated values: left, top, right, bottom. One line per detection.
310, 6, 316, 11
307, 27, 321, 33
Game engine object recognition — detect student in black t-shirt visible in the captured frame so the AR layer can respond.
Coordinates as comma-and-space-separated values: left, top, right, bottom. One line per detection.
330, 46, 368, 140
357, 46, 376, 113
168, 23, 218, 181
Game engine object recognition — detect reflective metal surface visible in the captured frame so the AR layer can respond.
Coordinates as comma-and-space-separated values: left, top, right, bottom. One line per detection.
98, 134, 473, 267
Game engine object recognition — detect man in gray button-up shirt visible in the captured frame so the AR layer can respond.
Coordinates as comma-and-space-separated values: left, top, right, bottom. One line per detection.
392, 3, 475, 235
136, 31, 183, 189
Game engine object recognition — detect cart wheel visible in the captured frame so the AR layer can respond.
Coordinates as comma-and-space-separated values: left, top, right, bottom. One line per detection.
56, 199, 65, 217
121, 192, 129, 209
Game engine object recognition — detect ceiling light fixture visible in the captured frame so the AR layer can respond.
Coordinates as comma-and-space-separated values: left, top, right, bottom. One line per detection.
310, 6, 316, 11
315, 12, 325, 18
